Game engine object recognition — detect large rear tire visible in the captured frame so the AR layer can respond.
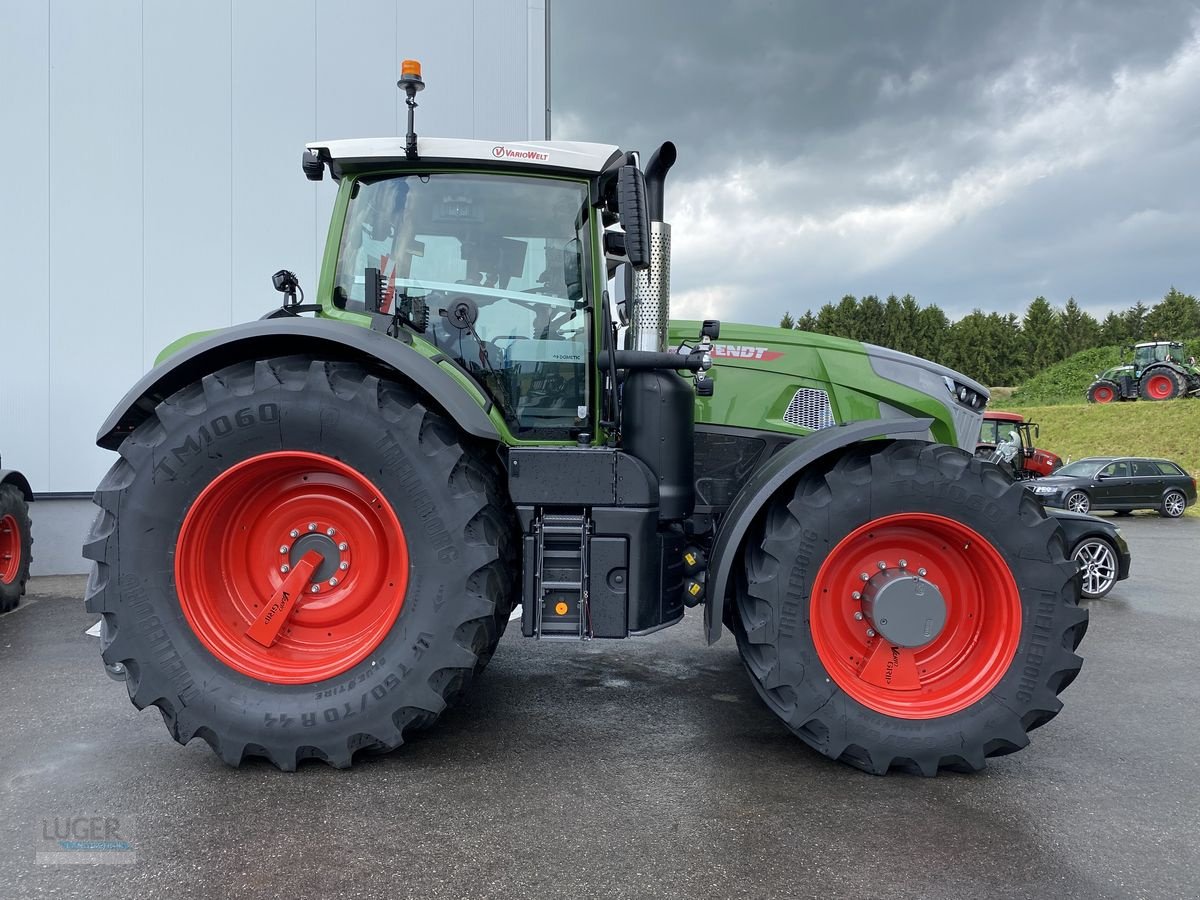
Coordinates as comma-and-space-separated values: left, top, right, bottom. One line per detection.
733, 440, 1086, 775
84, 357, 517, 769
1141, 368, 1184, 401
0, 484, 33, 612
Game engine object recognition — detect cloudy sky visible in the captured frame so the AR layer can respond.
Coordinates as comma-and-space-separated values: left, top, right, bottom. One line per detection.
551, 0, 1200, 327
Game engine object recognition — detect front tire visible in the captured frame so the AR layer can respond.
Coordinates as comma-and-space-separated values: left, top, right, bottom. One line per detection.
0, 484, 33, 612
84, 357, 517, 769
733, 441, 1086, 775
1087, 380, 1118, 404
1065, 490, 1091, 514
1160, 489, 1187, 519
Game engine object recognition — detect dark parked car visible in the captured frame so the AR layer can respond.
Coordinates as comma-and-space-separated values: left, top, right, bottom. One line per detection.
1028, 456, 1196, 517
1046, 507, 1131, 599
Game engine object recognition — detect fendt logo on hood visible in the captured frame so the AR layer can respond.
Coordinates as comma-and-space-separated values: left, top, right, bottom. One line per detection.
711, 344, 784, 361
491, 145, 549, 161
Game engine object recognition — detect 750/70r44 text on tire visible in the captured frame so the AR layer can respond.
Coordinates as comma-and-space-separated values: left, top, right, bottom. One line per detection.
733, 440, 1087, 775
84, 357, 518, 770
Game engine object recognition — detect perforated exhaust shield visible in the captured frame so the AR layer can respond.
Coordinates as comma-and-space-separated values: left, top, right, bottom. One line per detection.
628, 222, 672, 353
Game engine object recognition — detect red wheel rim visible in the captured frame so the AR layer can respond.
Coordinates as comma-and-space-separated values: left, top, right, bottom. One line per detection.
1145, 374, 1173, 399
810, 513, 1022, 719
1093, 386, 1113, 403
0, 514, 21, 585
175, 451, 409, 684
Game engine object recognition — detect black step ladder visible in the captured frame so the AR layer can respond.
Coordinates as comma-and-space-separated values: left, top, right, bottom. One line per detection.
533, 511, 592, 640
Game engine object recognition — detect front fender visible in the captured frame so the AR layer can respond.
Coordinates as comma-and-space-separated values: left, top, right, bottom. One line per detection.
96, 317, 499, 450
704, 417, 934, 644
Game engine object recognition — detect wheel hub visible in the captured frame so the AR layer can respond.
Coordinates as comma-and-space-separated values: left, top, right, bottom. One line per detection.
284, 529, 346, 585
861, 567, 947, 648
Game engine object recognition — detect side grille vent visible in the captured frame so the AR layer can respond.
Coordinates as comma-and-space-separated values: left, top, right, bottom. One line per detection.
783, 388, 836, 431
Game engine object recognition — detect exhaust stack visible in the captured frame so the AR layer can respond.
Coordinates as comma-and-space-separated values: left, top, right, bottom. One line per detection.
628, 142, 676, 353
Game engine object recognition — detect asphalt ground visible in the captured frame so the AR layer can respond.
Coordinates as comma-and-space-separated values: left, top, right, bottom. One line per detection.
1, 514, 1198, 900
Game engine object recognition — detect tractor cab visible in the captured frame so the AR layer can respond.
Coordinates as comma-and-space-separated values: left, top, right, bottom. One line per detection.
1133, 341, 1186, 374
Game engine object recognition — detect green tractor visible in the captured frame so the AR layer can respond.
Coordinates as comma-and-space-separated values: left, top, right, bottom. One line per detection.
1087, 340, 1200, 402
87, 63, 1086, 776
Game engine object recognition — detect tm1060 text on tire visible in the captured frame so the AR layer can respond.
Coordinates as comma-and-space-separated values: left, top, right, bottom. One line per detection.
84, 357, 517, 769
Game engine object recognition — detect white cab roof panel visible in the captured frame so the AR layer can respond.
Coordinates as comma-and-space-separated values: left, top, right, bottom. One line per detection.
307, 137, 622, 174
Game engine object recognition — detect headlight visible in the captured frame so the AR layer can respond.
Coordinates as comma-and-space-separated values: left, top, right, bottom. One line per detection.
1031, 485, 1056, 495
943, 376, 985, 409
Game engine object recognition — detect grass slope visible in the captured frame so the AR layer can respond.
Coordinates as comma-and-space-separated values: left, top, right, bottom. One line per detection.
993, 401, 1200, 516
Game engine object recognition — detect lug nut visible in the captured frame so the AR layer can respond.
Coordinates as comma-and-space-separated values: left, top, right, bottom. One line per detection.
338, 542, 349, 551
853, 611, 864, 621
280, 564, 290, 573
290, 529, 300, 538
308, 522, 317, 531
279, 545, 289, 554
866, 628, 876, 638
326, 527, 336, 537
339, 561, 349, 571
852, 591, 862, 600
860, 572, 870, 582
899, 558, 908, 568
917, 567, 927, 577
877, 561, 887, 570
329, 577, 339, 587
310, 584, 320, 593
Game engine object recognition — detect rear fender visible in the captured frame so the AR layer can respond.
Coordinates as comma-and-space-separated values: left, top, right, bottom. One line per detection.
0, 469, 33, 501
96, 317, 499, 450
704, 417, 934, 644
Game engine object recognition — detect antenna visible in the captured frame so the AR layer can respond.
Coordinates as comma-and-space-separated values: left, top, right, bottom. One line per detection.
398, 59, 425, 160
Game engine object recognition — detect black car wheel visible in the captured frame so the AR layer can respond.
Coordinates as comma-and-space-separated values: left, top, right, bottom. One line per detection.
1161, 489, 1187, 519
1072, 537, 1118, 599
1065, 490, 1091, 514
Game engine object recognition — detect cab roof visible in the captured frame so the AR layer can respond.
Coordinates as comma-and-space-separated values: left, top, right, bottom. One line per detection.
306, 136, 622, 178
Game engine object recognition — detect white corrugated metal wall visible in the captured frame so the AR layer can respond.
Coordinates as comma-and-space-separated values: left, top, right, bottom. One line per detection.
0, 0, 547, 573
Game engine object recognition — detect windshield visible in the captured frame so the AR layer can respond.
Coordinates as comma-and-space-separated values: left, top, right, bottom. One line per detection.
1057, 459, 1109, 478
334, 173, 592, 438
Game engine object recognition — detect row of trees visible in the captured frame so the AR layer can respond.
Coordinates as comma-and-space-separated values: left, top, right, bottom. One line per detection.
779, 288, 1200, 386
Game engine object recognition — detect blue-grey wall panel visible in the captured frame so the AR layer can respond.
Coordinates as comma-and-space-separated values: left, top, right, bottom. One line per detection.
315, 0, 399, 143
48, 0, 144, 493
141, 1, 234, 368
527, 0, 547, 140
0, 3, 51, 487
397, 0, 474, 139
231, 0, 319, 323
15, 0, 546, 495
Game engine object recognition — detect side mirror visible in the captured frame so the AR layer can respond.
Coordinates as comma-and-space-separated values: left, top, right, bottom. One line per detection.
616, 165, 650, 270
1033, 424, 1040, 438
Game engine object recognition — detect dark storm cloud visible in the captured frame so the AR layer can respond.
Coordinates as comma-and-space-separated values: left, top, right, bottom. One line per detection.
552, 0, 1200, 324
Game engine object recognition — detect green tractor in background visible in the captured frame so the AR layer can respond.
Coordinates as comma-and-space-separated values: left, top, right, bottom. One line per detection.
1087, 340, 1200, 402
87, 62, 1086, 776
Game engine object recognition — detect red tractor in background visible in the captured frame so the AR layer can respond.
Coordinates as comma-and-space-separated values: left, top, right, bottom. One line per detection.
976, 411, 1062, 480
